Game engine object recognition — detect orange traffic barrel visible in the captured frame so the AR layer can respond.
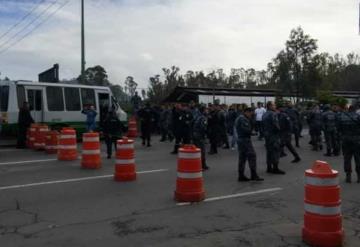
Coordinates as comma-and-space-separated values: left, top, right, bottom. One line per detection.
81, 132, 101, 169
174, 145, 205, 202
127, 117, 138, 138
57, 128, 78, 161
28, 124, 38, 149
114, 137, 136, 181
45, 130, 58, 154
34, 124, 49, 150
302, 160, 343, 247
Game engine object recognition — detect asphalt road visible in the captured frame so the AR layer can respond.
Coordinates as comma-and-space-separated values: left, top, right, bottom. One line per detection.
0, 135, 359, 247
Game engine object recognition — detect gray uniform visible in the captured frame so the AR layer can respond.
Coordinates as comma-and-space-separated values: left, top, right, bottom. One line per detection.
262, 110, 281, 171
235, 114, 257, 177
337, 111, 360, 177
322, 110, 339, 155
193, 113, 208, 169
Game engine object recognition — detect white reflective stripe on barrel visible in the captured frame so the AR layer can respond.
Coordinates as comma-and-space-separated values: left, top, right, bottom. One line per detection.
82, 149, 100, 155
116, 159, 135, 164
29, 137, 35, 140
45, 145, 58, 149
83, 137, 99, 142
39, 129, 48, 132
304, 203, 341, 216
305, 176, 339, 186
58, 145, 77, 149
117, 144, 134, 150
177, 171, 203, 179
30, 128, 36, 131
178, 152, 201, 159
60, 135, 76, 139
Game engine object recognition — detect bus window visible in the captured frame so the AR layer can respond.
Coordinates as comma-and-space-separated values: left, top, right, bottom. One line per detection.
64, 87, 81, 111
81, 88, 96, 109
17, 85, 26, 109
46, 87, 64, 111
0, 86, 9, 111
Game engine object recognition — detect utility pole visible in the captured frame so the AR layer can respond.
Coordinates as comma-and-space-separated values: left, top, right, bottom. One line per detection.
81, 0, 85, 82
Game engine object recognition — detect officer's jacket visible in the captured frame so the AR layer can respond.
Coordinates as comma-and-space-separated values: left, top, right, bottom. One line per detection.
279, 111, 293, 134
322, 110, 336, 131
337, 111, 360, 138
262, 110, 280, 137
193, 114, 207, 139
235, 114, 252, 139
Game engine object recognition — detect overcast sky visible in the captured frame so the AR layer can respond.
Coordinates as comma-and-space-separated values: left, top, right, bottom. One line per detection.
0, 0, 359, 89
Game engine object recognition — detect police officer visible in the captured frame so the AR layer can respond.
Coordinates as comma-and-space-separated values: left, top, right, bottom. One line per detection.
337, 105, 360, 183
171, 104, 193, 154
262, 101, 285, 174
285, 101, 301, 147
278, 105, 301, 163
207, 104, 221, 154
235, 107, 264, 181
103, 110, 125, 159
308, 105, 323, 151
218, 104, 230, 149
17, 101, 34, 148
138, 103, 155, 147
159, 105, 170, 142
192, 105, 209, 170
322, 105, 339, 156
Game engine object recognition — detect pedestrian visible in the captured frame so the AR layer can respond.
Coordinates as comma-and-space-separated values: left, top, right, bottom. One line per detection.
262, 101, 285, 174
171, 104, 193, 154
278, 105, 301, 163
207, 104, 221, 154
218, 104, 230, 149
308, 105, 323, 151
138, 103, 155, 147
103, 110, 125, 159
192, 105, 209, 170
337, 105, 360, 183
322, 104, 339, 156
159, 105, 170, 142
81, 104, 97, 132
235, 107, 264, 181
254, 102, 266, 140
226, 105, 238, 150
16, 101, 34, 148
285, 101, 301, 147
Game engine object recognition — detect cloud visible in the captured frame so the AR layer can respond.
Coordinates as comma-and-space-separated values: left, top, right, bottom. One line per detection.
0, 0, 359, 90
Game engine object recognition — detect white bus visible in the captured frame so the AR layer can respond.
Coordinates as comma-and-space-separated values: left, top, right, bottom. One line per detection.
0, 80, 127, 135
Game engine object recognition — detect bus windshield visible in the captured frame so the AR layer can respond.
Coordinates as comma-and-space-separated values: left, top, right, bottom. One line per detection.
0, 86, 9, 111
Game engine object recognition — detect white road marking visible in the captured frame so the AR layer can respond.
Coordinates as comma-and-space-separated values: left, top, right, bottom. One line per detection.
0, 158, 58, 166
0, 169, 169, 191
176, 187, 283, 206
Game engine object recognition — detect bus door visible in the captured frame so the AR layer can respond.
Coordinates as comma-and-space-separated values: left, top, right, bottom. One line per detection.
27, 89, 44, 122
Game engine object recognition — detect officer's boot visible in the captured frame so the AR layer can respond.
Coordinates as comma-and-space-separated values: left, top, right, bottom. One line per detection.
291, 155, 301, 163
171, 144, 179, 154
324, 149, 332, 156
250, 169, 264, 181
346, 173, 352, 183
272, 163, 286, 175
266, 164, 273, 173
238, 174, 250, 182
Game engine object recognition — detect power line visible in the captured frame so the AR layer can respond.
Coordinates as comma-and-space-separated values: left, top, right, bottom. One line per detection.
0, 0, 69, 56
0, 0, 46, 41
0, 0, 59, 51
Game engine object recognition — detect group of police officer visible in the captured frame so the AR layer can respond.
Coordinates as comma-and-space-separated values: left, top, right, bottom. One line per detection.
135, 99, 360, 183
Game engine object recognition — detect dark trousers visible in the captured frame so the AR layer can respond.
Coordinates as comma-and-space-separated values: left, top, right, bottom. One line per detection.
281, 133, 299, 159
265, 136, 281, 170
141, 125, 151, 145
256, 121, 264, 139
173, 133, 191, 153
342, 139, 360, 175
324, 130, 339, 154
209, 136, 218, 153
237, 138, 257, 177
105, 135, 118, 157
293, 127, 300, 147
193, 138, 207, 168
17, 126, 27, 148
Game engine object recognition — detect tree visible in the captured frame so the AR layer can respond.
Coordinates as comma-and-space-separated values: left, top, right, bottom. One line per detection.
285, 26, 318, 100
78, 65, 110, 86
124, 76, 138, 97
147, 75, 164, 103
